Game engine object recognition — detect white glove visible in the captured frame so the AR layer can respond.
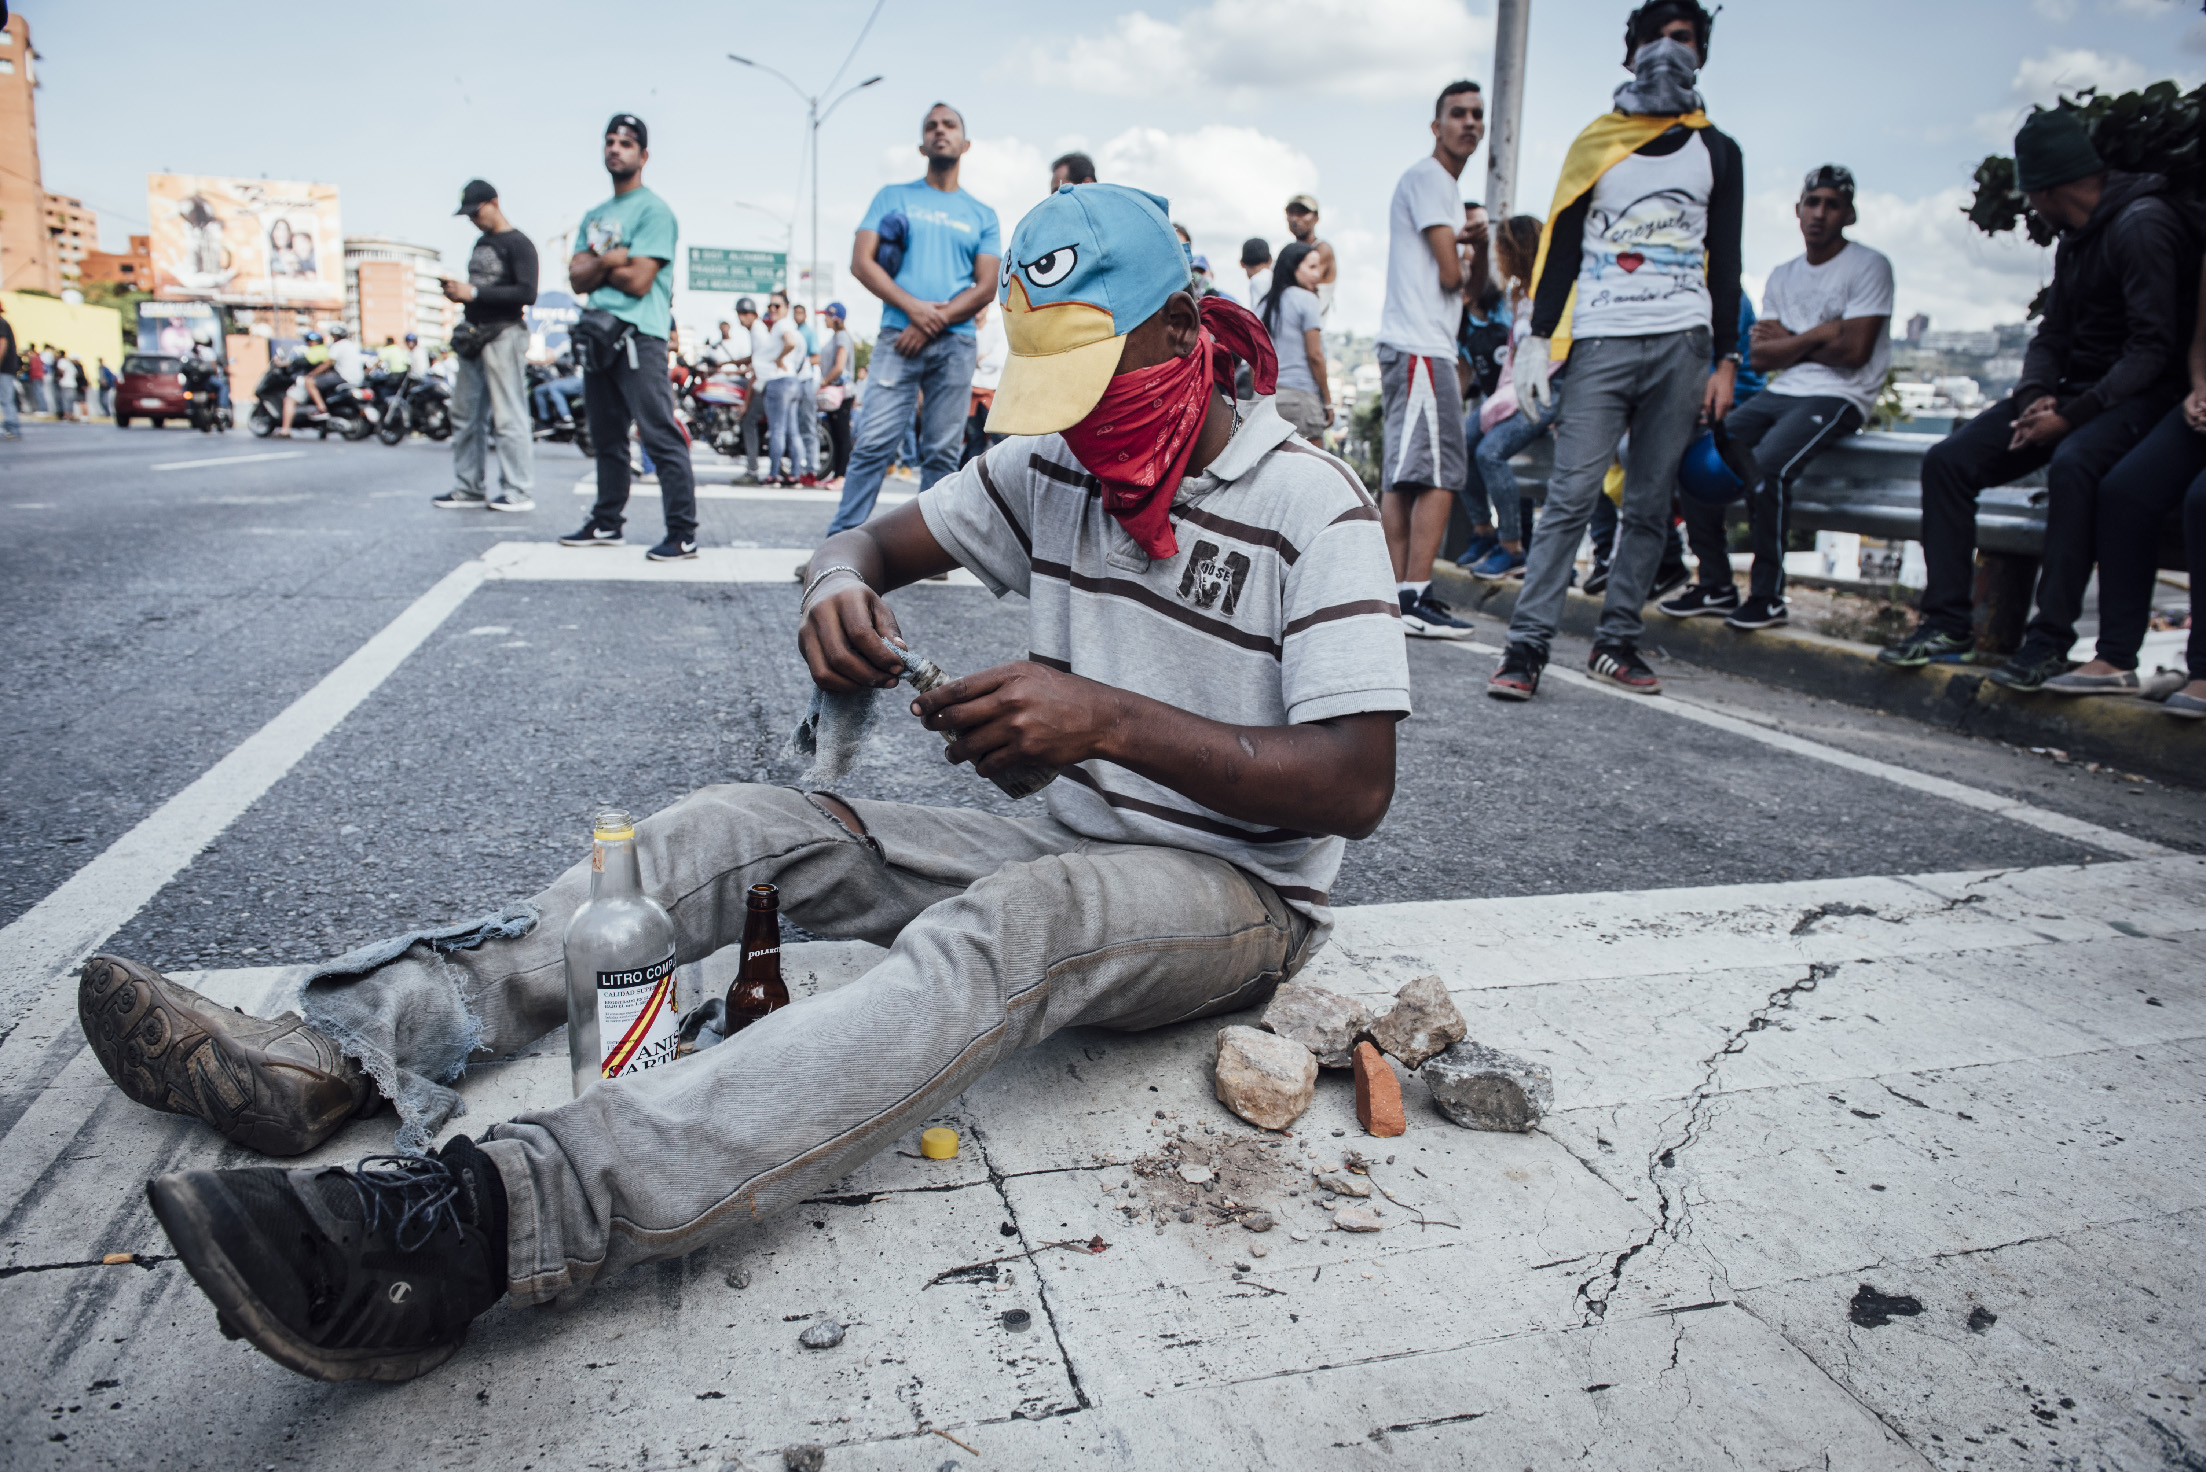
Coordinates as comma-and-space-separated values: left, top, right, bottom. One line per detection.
1514, 336, 1553, 420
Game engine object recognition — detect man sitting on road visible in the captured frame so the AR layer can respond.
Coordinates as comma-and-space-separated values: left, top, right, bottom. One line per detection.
1880, 108, 2195, 688
1661, 164, 1890, 631
81, 180, 1408, 1385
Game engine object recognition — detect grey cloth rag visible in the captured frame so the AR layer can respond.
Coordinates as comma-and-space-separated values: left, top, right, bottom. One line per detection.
299, 907, 538, 1152
1612, 36, 1703, 116
785, 645, 927, 784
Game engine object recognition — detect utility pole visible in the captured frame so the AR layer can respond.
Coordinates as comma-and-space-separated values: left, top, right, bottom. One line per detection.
1484, 0, 1531, 221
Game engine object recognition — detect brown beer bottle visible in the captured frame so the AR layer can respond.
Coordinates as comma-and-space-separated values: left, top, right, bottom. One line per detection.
722, 883, 790, 1035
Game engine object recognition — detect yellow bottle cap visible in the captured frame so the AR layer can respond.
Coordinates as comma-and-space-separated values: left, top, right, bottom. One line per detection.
919, 1127, 959, 1160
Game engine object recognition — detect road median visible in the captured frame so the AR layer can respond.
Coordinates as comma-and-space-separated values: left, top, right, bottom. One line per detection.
1433, 563, 2203, 789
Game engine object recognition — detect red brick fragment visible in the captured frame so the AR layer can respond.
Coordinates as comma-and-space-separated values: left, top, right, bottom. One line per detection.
1354, 1041, 1406, 1138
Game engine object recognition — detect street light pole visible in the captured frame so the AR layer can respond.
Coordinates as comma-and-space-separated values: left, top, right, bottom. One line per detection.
1485, 0, 1531, 221
728, 51, 882, 317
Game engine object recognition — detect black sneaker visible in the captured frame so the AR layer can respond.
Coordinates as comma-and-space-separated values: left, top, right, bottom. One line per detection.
1877, 623, 1972, 668
1486, 642, 1547, 701
1658, 582, 1740, 619
558, 522, 623, 547
1987, 641, 2073, 692
1648, 562, 1692, 603
431, 491, 488, 510
1402, 591, 1475, 640
1588, 641, 1662, 693
645, 536, 699, 562
1724, 595, 1789, 630
1581, 562, 1611, 597
147, 1137, 507, 1383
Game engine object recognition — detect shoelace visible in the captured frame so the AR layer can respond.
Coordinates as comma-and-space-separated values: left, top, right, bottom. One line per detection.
347, 1154, 463, 1253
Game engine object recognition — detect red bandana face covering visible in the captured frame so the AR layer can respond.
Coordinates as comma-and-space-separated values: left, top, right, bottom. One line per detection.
1058, 296, 1278, 560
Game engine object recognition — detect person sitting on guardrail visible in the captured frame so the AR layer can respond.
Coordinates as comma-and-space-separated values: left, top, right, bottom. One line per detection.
1663, 165, 1889, 631
2041, 253, 2206, 717
1880, 109, 2195, 686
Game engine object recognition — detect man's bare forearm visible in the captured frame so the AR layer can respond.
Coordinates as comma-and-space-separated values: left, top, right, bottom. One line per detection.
1089, 698, 1395, 839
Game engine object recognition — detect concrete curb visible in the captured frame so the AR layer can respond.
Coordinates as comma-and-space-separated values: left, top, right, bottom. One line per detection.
1432, 564, 2204, 789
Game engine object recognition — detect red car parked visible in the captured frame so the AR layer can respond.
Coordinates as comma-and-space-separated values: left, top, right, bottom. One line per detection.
115, 353, 190, 428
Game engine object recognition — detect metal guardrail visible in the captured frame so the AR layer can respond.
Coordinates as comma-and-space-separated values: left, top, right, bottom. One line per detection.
1507, 429, 2055, 554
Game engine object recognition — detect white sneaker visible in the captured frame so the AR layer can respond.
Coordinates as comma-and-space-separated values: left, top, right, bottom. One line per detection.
486, 494, 535, 513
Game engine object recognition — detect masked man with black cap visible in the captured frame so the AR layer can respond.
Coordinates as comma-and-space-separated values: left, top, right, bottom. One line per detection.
1487, 0, 1742, 701
559, 114, 698, 561
1881, 108, 2196, 689
433, 180, 538, 512
94, 182, 1406, 1384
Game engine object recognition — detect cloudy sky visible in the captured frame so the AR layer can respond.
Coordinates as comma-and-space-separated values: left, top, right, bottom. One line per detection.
25, 0, 2206, 343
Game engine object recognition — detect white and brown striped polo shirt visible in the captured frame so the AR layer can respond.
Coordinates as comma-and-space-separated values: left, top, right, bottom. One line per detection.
917, 398, 1409, 934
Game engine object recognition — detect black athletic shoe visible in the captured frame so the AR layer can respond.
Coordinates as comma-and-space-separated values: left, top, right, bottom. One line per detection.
1877, 623, 1972, 667
1724, 595, 1789, 630
148, 1138, 507, 1383
1987, 640, 2073, 692
1486, 642, 1547, 701
558, 522, 622, 548
1581, 562, 1611, 597
431, 491, 488, 510
645, 536, 699, 562
1588, 641, 1662, 693
1403, 591, 1475, 640
1658, 582, 1741, 619
1648, 561, 1692, 603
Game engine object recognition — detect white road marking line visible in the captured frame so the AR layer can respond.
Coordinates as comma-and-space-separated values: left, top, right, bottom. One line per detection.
569, 477, 915, 506
481, 540, 981, 586
1450, 640, 2170, 859
149, 451, 307, 471
0, 558, 488, 1023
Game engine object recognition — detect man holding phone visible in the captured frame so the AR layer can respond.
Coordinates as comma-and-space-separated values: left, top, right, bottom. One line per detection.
433, 179, 538, 512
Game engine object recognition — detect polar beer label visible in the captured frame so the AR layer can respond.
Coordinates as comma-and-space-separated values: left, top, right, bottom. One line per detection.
597, 950, 679, 1078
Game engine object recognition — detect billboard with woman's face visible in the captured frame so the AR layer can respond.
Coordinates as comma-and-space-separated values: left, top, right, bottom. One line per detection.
148, 175, 342, 307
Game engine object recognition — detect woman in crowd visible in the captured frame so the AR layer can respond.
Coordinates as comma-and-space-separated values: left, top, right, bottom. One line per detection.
1458, 215, 1551, 581
1260, 240, 1330, 444
2043, 257, 2206, 717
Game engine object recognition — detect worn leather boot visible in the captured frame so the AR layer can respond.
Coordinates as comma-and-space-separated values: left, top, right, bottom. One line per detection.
79, 954, 374, 1157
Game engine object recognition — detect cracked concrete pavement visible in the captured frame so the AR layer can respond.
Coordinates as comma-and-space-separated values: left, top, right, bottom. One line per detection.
4, 424, 2204, 1469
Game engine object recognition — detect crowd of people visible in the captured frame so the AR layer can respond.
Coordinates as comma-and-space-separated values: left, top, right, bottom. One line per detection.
0, 303, 113, 437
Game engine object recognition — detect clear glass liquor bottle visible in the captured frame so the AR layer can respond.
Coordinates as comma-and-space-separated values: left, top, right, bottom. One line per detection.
564, 808, 680, 1097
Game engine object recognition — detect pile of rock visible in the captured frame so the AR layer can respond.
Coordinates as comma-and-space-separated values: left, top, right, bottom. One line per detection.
1212, 974, 1552, 1136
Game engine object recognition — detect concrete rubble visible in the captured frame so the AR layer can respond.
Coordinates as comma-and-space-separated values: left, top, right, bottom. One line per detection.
1211, 1024, 1316, 1130
1424, 1039, 1556, 1132
1258, 981, 1374, 1068
1367, 972, 1468, 1068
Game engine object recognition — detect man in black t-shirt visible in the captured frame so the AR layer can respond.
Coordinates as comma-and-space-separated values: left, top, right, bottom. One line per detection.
434, 179, 540, 511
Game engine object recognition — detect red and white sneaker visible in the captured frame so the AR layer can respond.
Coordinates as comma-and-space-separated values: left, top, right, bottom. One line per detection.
1588, 642, 1661, 693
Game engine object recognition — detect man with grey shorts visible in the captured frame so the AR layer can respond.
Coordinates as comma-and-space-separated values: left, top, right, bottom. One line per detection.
1378, 81, 1491, 638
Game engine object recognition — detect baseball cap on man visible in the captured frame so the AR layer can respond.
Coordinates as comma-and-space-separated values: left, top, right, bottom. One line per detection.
1801, 164, 1856, 203
1285, 194, 1320, 216
606, 113, 648, 148
823, 301, 847, 319
455, 179, 498, 215
988, 182, 1190, 436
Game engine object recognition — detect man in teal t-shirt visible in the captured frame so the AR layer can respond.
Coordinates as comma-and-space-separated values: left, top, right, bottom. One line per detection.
560, 113, 698, 561
821, 102, 1002, 541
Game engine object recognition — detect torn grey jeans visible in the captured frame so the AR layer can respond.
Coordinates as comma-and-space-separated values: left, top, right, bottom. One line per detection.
312, 783, 1313, 1304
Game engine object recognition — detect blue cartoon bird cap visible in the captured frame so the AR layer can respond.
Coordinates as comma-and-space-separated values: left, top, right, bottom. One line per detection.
989, 182, 1189, 435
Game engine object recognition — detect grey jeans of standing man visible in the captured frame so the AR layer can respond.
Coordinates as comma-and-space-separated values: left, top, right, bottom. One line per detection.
450, 323, 534, 499
1505, 328, 1710, 658
311, 783, 1312, 1304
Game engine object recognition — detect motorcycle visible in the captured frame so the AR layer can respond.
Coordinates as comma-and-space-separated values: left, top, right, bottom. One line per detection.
677, 366, 750, 460
367, 368, 454, 445
181, 359, 233, 434
526, 361, 592, 456
246, 358, 376, 441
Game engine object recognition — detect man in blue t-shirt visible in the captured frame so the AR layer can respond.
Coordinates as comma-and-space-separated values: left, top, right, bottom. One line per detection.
557, 113, 699, 562
820, 103, 1001, 542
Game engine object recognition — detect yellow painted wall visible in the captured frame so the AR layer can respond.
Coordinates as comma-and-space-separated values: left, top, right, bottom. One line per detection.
1, 292, 129, 401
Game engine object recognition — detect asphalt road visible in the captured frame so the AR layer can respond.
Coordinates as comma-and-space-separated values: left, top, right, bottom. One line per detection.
1, 418, 2197, 979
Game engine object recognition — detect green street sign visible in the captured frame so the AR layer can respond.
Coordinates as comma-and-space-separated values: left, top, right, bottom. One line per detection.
689, 247, 784, 294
